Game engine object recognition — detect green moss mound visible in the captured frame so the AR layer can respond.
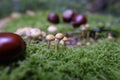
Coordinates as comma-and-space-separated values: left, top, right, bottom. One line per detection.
1, 11, 120, 80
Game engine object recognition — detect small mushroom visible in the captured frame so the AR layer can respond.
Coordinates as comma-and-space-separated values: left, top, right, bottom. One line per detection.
30, 28, 41, 40
24, 27, 32, 40
10, 12, 21, 19
55, 33, 64, 51
46, 34, 55, 49
84, 24, 91, 41
77, 42, 82, 46
41, 31, 46, 37
86, 42, 91, 46
15, 28, 25, 36
26, 10, 35, 16
15, 27, 32, 41
107, 33, 113, 40
80, 25, 87, 38
47, 25, 58, 33
84, 23, 90, 31
62, 36, 68, 47
39, 31, 46, 40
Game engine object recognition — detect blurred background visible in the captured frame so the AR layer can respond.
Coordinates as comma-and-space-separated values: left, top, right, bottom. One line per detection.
0, 0, 120, 19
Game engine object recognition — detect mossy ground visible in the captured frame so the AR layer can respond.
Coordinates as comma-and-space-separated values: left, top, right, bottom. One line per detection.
1, 11, 120, 80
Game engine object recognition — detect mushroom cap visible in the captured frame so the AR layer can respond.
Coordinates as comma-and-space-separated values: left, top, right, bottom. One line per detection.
77, 42, 82, 46
30, 28, 41, 38
55, 33, 64, 40
30, 28, 41, 37
15, 27, 33, 37
10, 12, 21, 18
86, 42, 91, 46
62, 36, 68, 41
41, 31, 46, 37
47, 25, 58, 33
85, 23, 90, 30
46, 34, 55, 41
24, 27, 32, 37
108, 33, 113, 40
26, 10, 35, 16
80, 25, 86, 31
15, 28, 25, 36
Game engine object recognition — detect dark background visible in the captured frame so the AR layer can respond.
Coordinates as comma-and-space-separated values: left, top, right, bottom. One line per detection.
0, 0, 120, 18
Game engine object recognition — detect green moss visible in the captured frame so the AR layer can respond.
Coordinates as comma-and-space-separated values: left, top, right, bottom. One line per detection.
1, 11, 120, 80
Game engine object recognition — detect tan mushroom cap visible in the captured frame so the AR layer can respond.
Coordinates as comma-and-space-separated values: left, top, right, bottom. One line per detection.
55, 33, 64, 40
30, 28, 41, 38
47, 25, 58, 33
108, 33, 113, 40
85, 23, 90, 30
15, 28, 25, 35
80, 25, 86, 31
62, 36, 68, 42
41, 31, 46, 37
46, 34, 55, 41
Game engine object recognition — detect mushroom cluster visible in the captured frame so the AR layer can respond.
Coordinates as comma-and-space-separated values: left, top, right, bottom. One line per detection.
65, 21, 115, 46
15, 27, 46, 41
46, 33, 68, 51
13, 10, 115, 49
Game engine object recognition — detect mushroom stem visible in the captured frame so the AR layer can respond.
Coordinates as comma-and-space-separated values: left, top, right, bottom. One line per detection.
80, 26, 87, 39
55, 40, 59, 52
47, 41, 51, 49
81, 31, 85, 38
85, 24, 90, 42
63, 41, 67, 50
94, 32, 99, 41
63, 41, 66, 47
86, 31, 90, 41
